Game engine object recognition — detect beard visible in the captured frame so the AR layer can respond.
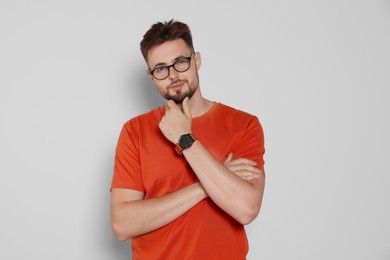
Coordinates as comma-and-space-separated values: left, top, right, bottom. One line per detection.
164, 85, 196, 104
163, 75, 199, 104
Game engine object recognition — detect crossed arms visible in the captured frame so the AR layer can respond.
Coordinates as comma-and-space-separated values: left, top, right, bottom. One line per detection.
111, 99, 265, 241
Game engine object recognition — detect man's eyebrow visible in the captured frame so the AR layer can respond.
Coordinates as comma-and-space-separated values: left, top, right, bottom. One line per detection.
152, 55, 188, 69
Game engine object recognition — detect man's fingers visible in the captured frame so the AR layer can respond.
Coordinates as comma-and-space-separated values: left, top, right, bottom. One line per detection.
234, 170, 262, 180
164, 101, 173, 113
228, 164, 262, 174
182, 97, 191, 118
224, 155, 262, 180
166, 100, 178, 110
225, 158, 257, 167
224, 152, 233, 163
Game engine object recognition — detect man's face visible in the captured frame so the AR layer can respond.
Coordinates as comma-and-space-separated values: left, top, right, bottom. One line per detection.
146, 39, 201, 104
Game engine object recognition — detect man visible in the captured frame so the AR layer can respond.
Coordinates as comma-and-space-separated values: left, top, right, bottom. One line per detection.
110, 19, 265, 259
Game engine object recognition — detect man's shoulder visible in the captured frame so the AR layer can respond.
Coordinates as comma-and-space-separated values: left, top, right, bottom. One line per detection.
123, 106, 164, 126
217, 102, 258, 121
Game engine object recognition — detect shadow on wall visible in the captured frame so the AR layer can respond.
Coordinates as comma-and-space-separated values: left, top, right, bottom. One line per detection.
99, 64, 165, 259
90, 145, 132, 259
133, 65, 165, 112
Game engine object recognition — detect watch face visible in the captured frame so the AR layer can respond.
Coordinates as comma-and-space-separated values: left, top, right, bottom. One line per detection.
179, 134, 195, 149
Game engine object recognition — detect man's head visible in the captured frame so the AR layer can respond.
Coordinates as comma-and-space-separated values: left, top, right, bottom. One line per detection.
140, 19, 194, 62
140, 20, 202, 104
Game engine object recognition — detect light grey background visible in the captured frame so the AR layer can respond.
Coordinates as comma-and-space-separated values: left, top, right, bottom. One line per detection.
1, 0, 389, 259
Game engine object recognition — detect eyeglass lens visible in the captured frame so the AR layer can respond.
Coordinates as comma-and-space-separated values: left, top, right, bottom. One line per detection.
152, 55, 192, 80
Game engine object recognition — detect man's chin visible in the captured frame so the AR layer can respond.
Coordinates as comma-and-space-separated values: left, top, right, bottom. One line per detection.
167, 97, 183, 104
164, 94, 188, 104
164, 88, 195, 104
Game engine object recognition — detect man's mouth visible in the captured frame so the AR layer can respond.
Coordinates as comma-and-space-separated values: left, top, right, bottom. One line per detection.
170, 82, 185, 91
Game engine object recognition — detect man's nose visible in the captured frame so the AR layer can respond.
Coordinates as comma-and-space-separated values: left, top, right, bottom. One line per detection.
169, 66, 179, 80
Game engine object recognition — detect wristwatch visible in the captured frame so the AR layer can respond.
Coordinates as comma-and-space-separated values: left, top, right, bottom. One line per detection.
175, 133, 197, 155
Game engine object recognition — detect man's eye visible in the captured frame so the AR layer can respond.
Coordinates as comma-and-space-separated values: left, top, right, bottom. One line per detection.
155, 67, 167, 73
176, 60, 186, 65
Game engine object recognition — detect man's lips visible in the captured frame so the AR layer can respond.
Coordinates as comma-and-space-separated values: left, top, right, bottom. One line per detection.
170, 82, 185, 91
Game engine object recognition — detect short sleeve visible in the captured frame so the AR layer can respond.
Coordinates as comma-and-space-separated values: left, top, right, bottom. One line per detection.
232, 116, 265, 174
110, 120, 144, 192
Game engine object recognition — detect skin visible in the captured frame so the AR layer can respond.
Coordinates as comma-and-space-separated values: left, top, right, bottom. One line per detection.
111, 39, 265, 241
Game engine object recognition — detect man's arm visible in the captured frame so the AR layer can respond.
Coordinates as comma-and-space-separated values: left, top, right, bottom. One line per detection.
110, 157, 260, 241
111, 182, 207, 241
111, 97, 264, 240
183, 142, 265, 225
159, 98, 265, 225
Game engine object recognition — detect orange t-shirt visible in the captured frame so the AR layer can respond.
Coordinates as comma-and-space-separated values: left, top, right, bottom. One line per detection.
111, 102, 265, 260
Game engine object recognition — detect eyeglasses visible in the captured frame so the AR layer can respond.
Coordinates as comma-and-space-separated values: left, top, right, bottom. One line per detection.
149, 52, 194, 80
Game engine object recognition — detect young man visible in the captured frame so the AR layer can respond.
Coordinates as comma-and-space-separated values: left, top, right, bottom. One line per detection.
110, 20, 265, 259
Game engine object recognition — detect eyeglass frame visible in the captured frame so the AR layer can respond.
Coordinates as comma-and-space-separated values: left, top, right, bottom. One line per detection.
148, 51, 195, 80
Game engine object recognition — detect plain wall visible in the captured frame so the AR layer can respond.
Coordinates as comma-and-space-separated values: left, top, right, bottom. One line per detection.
0, 1, 389, 259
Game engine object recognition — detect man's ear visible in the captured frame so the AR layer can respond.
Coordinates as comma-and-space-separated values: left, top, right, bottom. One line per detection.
146, 69, 154, 81
195, 52, 202, 70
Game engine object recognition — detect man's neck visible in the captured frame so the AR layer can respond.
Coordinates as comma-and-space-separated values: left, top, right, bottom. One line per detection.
186, 97, 214, 118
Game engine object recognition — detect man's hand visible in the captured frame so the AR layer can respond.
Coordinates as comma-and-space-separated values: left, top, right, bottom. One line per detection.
224, 153, 262, 180
159, 97, 192, 144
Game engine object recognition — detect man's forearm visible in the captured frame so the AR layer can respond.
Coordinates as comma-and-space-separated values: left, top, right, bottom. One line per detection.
111, 182, 207, 241
183, 141, 265, 224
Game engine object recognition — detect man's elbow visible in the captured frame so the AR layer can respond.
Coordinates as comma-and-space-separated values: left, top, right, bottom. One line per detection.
238, 179, 264, 225
111, 220, 132, 242
237, 205, 261, 225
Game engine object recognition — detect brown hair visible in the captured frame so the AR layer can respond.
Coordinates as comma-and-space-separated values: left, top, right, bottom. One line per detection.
140, 19, 194, 61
